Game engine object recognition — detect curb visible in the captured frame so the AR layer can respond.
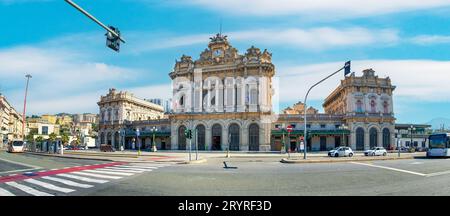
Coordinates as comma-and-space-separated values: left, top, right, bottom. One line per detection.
178, 158, 207, 164
280, 156, 415, 164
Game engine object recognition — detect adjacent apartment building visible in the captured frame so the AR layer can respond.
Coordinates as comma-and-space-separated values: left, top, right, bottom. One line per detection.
0, 94, 23, 148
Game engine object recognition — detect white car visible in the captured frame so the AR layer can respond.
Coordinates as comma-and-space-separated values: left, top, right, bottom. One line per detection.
364, 147, 387, 156
328, 147, 354, 157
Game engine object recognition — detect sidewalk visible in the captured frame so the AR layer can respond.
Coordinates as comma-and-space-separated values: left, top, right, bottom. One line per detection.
24, 149, 425, 164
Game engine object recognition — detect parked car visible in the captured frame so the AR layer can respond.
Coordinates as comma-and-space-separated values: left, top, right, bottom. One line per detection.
364, 147, 387, 156
328, 146, 354, 157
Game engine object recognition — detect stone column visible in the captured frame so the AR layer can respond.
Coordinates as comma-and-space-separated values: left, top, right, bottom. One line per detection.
364, 129, 370, 150
205, 125, 212, 151
223, 126, 229, 151
377, 129, 383, 147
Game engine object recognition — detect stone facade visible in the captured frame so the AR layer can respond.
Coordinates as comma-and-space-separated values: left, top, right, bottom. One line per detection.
97, 88, 165, 148
169, 34, 275, 151
323, 69, 396, 150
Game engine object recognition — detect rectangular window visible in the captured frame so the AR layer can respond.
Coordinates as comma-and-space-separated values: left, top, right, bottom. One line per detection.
306, 124, 311, 128
290, 124, 296, 128
42, 126, 48, 135
320, 124, 326, 128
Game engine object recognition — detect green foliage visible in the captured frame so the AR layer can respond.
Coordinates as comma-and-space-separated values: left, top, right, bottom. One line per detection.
61, 134, 69, 146
36, 136, 44, 143
48, 133, 57, 142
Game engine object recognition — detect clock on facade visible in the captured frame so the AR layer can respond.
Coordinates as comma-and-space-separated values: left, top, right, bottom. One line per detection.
213, 49, 223, 57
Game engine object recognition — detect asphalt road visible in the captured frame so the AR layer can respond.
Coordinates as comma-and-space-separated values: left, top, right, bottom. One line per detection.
3, 151, 450, 196
91, 157, 450, 196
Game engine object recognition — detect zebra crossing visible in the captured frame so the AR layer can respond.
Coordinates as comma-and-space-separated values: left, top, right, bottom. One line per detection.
0, 162, 173, 196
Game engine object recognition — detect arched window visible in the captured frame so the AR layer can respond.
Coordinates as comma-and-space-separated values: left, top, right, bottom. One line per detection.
107, 109, 112, 121
228, 123, 240, 151
370, 100, 376, 113
107, 132, 112, 145
383, 128, 391, 148
370, 128, 378, 148
249, 123, 259, 151
250, 89, 258, 105
356, 100, 363, 113
179, 95, 185, 106
383, 101, 389, 114
356, 127, 365, 150
178, 125, 186, 150
211, 124, 222, 151
196, 124, 206, 151
100, 132, 105, 144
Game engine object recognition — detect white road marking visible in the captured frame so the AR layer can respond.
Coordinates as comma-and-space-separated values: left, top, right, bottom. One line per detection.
97, 168, 144, 173
0, 187, 15, 196
24, 179, 75, 193
82, 169, 135, 176
107, 167, 150, 172
57, 173, 109, 183
41, 176, 93, 188
116, 165, 158, 170
411, 162, 423, 165
350, 162, 427, 176
5, 182, 54, 196
72, 171, 123, 179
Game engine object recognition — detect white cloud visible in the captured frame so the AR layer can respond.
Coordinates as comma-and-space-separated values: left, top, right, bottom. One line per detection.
276, 60, 450, 106
178, 0, 450, 19
410, 35, 450, 45
129, 27, 399, 53
0, 44, 143, 115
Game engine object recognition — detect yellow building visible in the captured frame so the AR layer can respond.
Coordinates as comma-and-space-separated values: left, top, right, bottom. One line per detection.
41, 114, 57, 124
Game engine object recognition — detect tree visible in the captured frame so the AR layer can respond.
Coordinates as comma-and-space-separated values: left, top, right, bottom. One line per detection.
61, 134, 69, 146
48, 133, 57, 143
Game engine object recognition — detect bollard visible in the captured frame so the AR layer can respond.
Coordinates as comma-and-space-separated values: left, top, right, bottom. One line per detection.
226, 148, 230, 158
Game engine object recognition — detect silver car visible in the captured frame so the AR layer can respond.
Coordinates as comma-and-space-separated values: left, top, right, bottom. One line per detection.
364, 147, 387, 156
328, 147, 354, 157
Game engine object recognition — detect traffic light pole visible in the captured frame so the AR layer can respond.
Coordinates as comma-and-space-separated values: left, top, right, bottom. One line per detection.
303, 65, 346, 160
65, 0, 126, 43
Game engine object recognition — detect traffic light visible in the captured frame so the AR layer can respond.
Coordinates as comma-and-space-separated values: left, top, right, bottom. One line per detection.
184, 129, 193, 139
106, 26, 121, 52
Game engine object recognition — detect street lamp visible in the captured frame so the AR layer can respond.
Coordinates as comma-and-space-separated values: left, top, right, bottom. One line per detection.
136, 128, 140, 156
120, 128, 125, 151
22, 74, 32, 140
303, 61, 351, 159
151, 126, 158, 152
409, 125, 416, 151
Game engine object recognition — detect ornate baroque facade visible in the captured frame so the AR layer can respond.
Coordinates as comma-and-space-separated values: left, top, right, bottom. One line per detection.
169, 34, 275, 151
97, 34, 397, 152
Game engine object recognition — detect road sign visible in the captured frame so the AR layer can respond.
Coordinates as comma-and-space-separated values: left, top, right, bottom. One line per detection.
286, 125, 293, 133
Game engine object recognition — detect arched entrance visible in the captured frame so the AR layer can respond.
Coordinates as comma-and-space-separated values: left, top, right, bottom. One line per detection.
100, 132, 105, 144
178, 125, 186, 150
370, 128, 378, 148
196, 124, 206, 151
114, 132, 120, 149
356, 128, 365, 150
249, 123, 259, 151
229, 123, 240, 151
107, 132, 112, 145
211, 124, 222, 151
383, 128, 390, 149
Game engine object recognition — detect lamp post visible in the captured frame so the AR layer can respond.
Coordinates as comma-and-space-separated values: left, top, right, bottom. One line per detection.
22, 74, 32, 141
303, 61, 351, 159
136, 128, 140, 156
151, 126, 158, 152
409, 125, 416, 151
120, 128, 125, 151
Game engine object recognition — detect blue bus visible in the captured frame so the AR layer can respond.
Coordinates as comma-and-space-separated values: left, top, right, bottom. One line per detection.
427, 133, 450, 157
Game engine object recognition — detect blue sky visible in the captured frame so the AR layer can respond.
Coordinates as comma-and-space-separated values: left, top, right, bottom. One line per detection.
1, 0, 450, 125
